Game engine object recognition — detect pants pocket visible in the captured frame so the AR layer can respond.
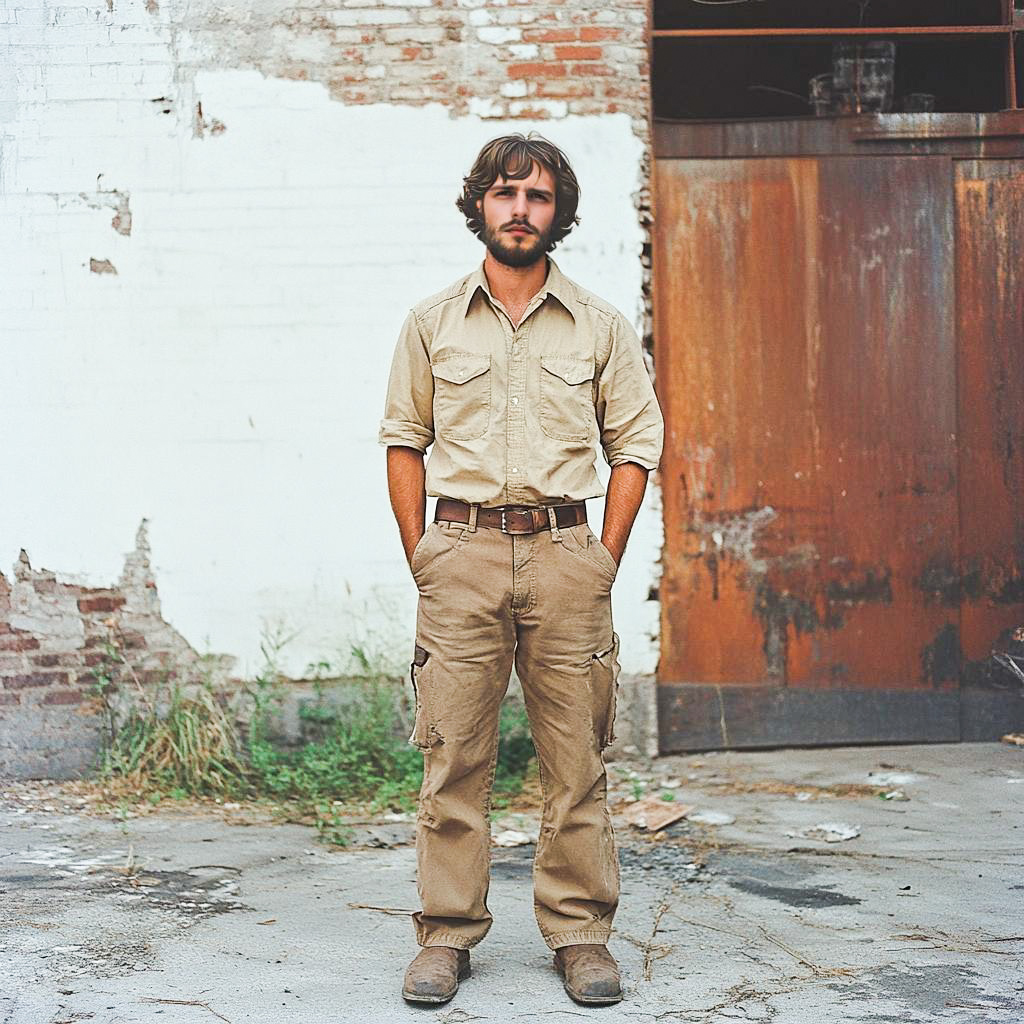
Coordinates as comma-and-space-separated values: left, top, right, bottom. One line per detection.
590, 633, 621, 749
409, 644, 442, 751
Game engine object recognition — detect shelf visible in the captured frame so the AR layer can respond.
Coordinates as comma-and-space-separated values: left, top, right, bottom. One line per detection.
653, 0, 1009, 32
652, 26, 1015, 39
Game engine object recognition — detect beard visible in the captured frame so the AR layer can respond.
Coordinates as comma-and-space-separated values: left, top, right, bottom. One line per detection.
481, 220, 551, 269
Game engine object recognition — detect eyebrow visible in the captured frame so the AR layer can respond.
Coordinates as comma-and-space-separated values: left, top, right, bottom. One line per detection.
489, 182, 554, 199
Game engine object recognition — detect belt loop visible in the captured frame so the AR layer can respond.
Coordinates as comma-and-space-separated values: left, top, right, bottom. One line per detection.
467, 503, 478, 533
546, 506, 563, 543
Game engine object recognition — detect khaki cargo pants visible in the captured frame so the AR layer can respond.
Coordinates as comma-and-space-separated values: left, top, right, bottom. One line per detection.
408, 510, 622, 951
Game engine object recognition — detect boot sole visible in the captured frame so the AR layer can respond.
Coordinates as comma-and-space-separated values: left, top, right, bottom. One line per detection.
561, 982, 623, 1006
402, 964, 471, 1005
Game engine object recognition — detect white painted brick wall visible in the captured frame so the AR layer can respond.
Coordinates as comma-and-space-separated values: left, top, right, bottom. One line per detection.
1, 0, 660, 680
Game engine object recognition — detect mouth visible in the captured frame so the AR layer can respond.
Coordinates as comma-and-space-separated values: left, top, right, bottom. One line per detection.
504, 225, 535, 236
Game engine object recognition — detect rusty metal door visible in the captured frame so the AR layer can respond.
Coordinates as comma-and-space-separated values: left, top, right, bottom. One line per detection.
653, 156, 1024, 749
954, 160, 1024, 730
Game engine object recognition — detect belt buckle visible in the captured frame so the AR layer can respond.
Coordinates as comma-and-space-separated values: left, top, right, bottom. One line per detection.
500, 506, 534, 535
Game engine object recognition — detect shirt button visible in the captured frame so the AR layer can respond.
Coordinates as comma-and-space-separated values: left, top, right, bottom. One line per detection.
511, 397, 519, 406
511, 467, 519, 474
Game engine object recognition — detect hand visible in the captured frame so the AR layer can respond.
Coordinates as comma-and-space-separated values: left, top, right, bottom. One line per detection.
601, 536, 623, 566
405, 531, 425, 571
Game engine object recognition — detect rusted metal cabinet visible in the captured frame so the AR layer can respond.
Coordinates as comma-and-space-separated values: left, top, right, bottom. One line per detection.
653, 117, 1024, 750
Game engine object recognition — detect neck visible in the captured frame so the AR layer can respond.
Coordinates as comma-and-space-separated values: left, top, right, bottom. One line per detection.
483, 252, 548, 312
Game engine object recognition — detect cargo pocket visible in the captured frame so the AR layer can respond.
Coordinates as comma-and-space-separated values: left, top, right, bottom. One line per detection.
540, 354, 595, 441
431, 353, 491, 441
409, 644, 443, 751
590, 633, 621, 749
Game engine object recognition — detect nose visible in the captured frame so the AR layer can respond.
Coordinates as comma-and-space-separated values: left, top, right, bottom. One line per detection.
511, 188, 529, 217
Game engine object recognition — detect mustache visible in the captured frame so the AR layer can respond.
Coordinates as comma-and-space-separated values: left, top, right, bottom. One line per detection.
502, 222, 537, 234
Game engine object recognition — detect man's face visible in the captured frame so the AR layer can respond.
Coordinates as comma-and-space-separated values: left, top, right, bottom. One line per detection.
478, 163, 557, 269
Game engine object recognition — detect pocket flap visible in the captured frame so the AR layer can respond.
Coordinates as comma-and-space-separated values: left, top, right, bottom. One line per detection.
541, 355, 594, 386
432, 354, 490, 385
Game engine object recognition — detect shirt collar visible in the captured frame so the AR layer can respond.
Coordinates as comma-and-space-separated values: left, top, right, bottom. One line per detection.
461, 257, 578, 323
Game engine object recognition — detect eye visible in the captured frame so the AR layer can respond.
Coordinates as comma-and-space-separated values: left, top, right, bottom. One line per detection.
528, 191, 552, 202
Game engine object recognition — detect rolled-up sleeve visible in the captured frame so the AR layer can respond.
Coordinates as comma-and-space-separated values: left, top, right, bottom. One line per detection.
596, 313, 664, 471
379, 310, 435, 452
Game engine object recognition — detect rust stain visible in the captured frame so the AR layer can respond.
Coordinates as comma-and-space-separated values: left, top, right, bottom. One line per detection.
655, 155, 965, 689
89, 258, 117, 275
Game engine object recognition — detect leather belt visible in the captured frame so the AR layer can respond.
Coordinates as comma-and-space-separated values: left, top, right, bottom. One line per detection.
435, 498, 587, 536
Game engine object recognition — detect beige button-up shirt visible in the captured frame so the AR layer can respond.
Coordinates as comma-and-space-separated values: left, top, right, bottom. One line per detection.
379, 258, 664, 507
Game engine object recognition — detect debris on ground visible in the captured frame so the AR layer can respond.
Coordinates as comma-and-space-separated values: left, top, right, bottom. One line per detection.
1001, 733, 1024, 746
866, 770, 922, 787
786, 822, 861, 843
620, 793, 694, 831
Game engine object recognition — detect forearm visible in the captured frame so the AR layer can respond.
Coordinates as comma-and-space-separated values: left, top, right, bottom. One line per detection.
386, 445, 427, 567
601, 462, 649, 565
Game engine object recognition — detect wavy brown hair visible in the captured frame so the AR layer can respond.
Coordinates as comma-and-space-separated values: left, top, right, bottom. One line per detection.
456, 133, 580, 250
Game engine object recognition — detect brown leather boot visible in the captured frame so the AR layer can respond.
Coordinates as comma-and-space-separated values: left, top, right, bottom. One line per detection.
402, 946, 471, 1004
553, 944, 623, 1005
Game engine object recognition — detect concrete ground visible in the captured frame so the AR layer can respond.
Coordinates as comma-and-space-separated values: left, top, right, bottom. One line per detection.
2, 742, 1022, 1024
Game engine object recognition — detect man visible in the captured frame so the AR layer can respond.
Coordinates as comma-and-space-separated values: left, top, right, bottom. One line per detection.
379, 134, 663, 1006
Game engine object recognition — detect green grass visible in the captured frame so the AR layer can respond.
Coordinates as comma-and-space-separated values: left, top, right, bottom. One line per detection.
248, 681, 536, 814
96, 636, 538, 844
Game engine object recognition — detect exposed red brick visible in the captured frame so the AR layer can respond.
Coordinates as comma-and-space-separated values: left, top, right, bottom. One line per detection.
402, 46, 423, 60
523, 28, 577, 43
0, 634, 39, 652
571, 62, 614, 76
536, 80, 592, 98
580, 27, 622, 42
41, 689, 86, 705
3, 672, 69, 689
77, 594, 125, 614
32, 653, 61, 668
509, 106, 558, 119
507, 62, 567, 79
554, 45, 602, 60
83, 651, 108, 666
0, 692, 20, 705
140, 669, 177, 685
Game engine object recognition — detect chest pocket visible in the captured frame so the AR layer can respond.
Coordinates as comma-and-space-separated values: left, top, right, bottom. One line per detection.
540, 355, 595, 442
431, 353, 492, 441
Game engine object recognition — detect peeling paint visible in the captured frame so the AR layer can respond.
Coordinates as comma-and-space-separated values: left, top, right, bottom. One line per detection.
54, 188, 133, 237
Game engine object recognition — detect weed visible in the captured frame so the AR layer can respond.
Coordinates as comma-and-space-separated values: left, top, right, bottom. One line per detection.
101, 683, 250, 797
93, 624, 249, 798
313, 805, 356, 847
248, 674, 425, 810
